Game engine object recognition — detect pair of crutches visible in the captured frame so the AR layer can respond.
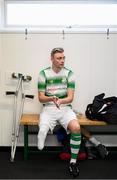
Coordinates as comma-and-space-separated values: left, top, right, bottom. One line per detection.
6, 73, 34, 162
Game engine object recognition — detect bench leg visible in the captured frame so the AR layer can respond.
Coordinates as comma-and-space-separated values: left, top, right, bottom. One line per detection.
24, 125, 28, 160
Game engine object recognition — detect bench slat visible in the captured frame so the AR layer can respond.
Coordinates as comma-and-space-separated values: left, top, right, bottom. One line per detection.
20, 114, 107, 126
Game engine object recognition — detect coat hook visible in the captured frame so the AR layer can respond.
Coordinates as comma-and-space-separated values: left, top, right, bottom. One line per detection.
62, 30, 65, 40
25, 28, 28, 40
107, 28, 109, 39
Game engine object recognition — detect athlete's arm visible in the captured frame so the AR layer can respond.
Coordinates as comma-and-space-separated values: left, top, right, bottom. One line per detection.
56, 89, 75, 106
38, 91, 58, 104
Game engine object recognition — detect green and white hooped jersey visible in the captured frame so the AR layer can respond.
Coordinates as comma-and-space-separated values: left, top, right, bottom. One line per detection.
38, 67, 75, 106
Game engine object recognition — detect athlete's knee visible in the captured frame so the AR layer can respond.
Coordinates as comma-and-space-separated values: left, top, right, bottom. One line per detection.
68, 120, 81, 133
71, 124, 80, 133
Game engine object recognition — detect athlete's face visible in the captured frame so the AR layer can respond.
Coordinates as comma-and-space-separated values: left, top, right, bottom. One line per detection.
51, 52, 65, 69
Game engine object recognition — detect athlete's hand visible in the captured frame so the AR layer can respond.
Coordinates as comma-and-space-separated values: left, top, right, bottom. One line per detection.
55, 99, 62, 108
52, 96, 60, 108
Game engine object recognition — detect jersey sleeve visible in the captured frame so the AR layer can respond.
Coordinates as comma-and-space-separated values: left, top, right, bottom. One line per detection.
67, 70, 75, 90
38, 70, 46, 92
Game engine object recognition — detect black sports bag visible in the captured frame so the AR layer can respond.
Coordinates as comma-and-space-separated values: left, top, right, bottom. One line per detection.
85, 93, 117, 124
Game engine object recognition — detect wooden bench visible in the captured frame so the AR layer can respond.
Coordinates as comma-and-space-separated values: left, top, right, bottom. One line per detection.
20, 114, 107, 160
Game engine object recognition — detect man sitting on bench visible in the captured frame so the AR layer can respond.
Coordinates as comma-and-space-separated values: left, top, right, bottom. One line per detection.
37, 47, 81, 178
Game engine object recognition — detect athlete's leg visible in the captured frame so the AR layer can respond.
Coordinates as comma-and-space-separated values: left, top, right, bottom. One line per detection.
38, 107, 57, 150
68, 119, 81, 164
59, 107, 81, 177
38, 108, 50, 150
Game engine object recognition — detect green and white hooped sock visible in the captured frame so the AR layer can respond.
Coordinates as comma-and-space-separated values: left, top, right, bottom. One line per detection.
70, 133, 81, 163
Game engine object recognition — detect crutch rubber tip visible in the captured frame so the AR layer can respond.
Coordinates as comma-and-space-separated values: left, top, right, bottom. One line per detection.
23, 75, 32, 82
27, 76, 32, 81
12, 72, 17, 78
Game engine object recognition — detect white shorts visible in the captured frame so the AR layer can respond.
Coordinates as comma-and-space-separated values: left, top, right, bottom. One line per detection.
39, 106, 77, 131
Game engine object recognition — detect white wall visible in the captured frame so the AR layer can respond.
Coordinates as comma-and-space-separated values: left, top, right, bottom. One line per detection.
0, 32, 117, 146
0, 0, 4, 28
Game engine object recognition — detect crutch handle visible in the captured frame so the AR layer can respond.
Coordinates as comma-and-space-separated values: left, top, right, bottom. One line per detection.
25, 95, 34, 99
6, 91, 15, 95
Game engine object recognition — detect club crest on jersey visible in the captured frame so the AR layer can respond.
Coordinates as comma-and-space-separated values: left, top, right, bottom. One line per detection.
62, 77, 67, 83
49, 80, 53, 84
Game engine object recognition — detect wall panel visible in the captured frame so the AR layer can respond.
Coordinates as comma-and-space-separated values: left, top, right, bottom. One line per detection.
0, 32, 117, 145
